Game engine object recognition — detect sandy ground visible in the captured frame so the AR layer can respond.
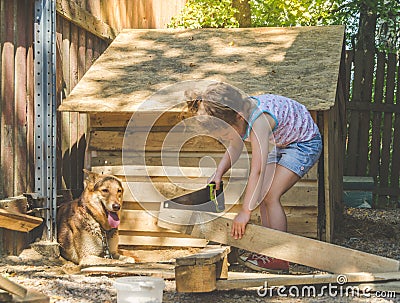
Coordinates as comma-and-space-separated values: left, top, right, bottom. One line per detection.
0, 207, 399, 303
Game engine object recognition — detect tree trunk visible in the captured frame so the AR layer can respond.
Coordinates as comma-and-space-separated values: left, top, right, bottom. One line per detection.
232, 0, 251, 27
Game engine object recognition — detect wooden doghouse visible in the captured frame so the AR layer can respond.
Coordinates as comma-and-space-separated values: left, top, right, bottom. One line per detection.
58, 26, 346, 246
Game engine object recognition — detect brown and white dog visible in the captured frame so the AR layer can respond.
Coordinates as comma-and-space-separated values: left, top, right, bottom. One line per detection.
57, 169, 133, 265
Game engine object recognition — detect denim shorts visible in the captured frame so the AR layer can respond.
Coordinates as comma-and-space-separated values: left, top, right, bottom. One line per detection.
267, 134, 323, 177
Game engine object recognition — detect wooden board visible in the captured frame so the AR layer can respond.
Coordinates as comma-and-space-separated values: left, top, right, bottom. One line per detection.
0, 209, 43, 232
175, 246, 230, 266
157, 209, 400, 274
81, 263, 175, 279
58, 26, 345, 113
0, 275, 27, 298
217, 271, 400, 290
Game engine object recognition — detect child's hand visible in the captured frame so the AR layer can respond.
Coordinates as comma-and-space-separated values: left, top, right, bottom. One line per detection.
231, 209, 251, 239
208, 172, 222, 190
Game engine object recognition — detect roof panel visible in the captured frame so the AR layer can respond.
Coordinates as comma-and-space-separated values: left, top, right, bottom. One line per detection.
58, 26, 345, 113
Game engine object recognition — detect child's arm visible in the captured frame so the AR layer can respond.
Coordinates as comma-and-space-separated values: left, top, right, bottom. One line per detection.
211, 135, 244, 190
231, 115, 272, 239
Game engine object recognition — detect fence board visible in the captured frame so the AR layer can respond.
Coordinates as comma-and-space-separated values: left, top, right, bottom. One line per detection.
346, 50, 363, 175
390, 55, 400, 202
358, 49, 375, 175
379, 53, 396, 204
370, 52, 385, 178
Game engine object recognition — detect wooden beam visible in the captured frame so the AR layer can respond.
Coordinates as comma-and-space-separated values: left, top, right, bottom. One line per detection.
157, 209, 400, 274
81, 263, 175, 279
217, 271, 400, 290
0, 209, 43, 232
56, 0, 117, 42
0, 275, 27, 298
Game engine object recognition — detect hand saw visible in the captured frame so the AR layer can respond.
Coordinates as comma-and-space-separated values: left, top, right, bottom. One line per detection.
163, 182, 225, 213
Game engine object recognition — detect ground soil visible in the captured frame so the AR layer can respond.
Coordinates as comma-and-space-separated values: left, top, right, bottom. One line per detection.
1, 207, 399, 303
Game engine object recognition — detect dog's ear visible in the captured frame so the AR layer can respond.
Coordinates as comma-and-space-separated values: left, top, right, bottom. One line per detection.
83, 169, 98, 190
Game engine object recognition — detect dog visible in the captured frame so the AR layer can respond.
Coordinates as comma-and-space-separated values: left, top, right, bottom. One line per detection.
57, 169, 134, 265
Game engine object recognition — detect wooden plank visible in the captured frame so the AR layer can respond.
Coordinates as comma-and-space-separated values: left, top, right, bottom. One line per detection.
323, 112, 332, 242
122, 181, 318, 207
217, 271, 400, 290
157, 209, 400, 273
1, 0, 15, 198
92, 165, 248, 178
0, 196, 27, 214
0, 274, 27, 297
346, 101, 400, 113
56, 0, 117, 41
12, 290, 50, 303
357, 49, 375, 175
90, 130, 226, 152
90, 150, 252, 169
119, 208, 318, 238
379, 53, 396, 205
345, 49, 363, 175
15, 0, 28, 194
118, 231, 207, 248
0, 209, 43, 232
175, 246, 230, 266
81, 263, 175, 279
368, 52, 386, 178
390, 54, 400, 202
58, 26, 345, 113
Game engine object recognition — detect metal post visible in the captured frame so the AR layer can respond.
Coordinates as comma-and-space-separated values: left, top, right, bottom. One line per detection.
34, 0, 57, 242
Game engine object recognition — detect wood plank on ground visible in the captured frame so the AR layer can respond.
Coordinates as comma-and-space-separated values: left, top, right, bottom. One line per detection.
81, 263, 175, 279
216, 271, 400, 290
157, 209, 400, 274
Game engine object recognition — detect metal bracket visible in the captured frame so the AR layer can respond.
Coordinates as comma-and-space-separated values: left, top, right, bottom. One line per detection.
34, 0, 57, 241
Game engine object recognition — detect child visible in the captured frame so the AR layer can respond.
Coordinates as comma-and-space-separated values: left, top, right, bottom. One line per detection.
187, 82, 322, 273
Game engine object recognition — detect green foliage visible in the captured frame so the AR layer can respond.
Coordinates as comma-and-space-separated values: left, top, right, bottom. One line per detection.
168, 0, 239, 28
249, 0, 339, 26
331, 0, 400, 52
168, 0, 399, 52
169, 0, 343, 29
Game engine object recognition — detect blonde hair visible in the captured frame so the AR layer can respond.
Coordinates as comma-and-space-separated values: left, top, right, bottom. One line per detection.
186, 82, 253, 127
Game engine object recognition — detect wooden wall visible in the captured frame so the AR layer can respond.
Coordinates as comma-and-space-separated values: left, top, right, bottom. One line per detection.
0, 0, 187, 255
57, 0, 187, 197
89, 111, 320, 248
0, 0, 35, 200
0, 0, 35, 255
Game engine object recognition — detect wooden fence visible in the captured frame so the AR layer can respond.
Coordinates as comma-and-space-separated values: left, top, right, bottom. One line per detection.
345, 50, 400, 207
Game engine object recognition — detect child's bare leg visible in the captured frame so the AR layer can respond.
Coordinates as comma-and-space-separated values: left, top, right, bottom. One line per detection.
259, 164, 275, 228
261, 164, 299, 232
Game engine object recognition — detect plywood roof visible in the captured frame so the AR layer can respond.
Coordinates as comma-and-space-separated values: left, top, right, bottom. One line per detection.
58, 26, 345, 113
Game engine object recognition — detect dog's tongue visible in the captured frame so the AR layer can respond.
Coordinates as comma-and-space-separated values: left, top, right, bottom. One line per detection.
108, 212, 120, 228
